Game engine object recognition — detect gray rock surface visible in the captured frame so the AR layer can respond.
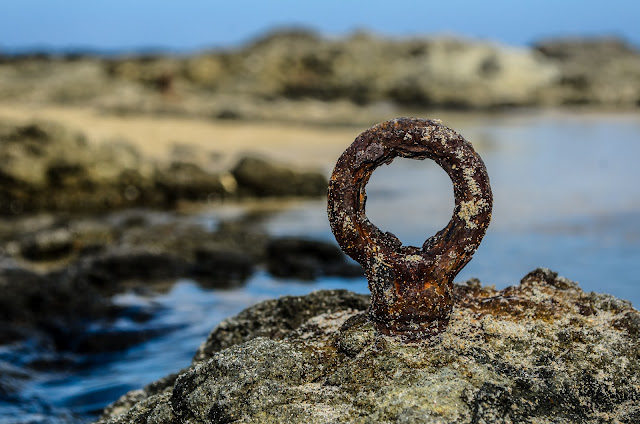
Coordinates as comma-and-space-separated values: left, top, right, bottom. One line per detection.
97, 269, 640, 423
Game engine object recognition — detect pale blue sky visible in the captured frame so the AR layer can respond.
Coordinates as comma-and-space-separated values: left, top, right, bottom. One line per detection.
1, 0, 638, 52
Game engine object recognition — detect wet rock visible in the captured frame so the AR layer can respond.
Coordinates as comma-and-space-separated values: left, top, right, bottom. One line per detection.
0, 208, 365, 354
231, 156, 327, 197
98, 270, 640, 424
265, 237, 362, 279
206, 219, 270, 260
69, 248, 191, 290
74, 219, 258, 290
190, 246, 254, 288
0, 361, 31, 397
0, 259, 110, 345
1, 210, 264, 294
0, 251, 177, 356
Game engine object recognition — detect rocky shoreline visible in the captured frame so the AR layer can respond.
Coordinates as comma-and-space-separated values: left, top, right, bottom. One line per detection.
0, 206, 362, 350
1, 32, 639, 126
96, 269, 640, 423
0, 116, 361, 417
0, 119, 328, 216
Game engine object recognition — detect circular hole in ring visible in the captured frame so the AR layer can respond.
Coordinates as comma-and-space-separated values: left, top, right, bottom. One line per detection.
364, 157, 454, 248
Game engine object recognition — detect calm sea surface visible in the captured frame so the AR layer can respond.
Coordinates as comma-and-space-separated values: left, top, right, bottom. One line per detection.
2, 111, 639, 422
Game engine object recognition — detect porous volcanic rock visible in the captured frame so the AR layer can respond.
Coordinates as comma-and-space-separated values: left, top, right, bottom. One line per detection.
97, 268, 640, 423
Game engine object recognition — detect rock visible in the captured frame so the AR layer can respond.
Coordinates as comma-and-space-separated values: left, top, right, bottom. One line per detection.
0, 251, 179, 355
534, 37, 640, 107
231, 156, 328, 197
76, 218, 259, 290
0, 120, 329, 215
534, 37, 637, 60
205, 219, 270, 260
0, 259, 110, 345
1, 32, 639, 117
190, 246, 255, 288
99, 372, 181, 420
0, 211, 367, 361
155, 162, 231, 203
0, 120, 159, 214
196, 30, 558, 109
192, 289, 370, 362
97, 269, 640, 423
68, 248, 191, 289
61, 245, 255, 293
19, 227, 74, 261
265, 237, 363, 279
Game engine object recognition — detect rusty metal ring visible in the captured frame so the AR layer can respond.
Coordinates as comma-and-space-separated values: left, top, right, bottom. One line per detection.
328, 117, 492, 339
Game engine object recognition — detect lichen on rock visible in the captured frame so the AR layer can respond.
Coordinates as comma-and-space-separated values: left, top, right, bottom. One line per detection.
97, 269, 640, 423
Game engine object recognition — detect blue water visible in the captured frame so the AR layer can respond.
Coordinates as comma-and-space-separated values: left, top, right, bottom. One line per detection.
2, 111, 639, 422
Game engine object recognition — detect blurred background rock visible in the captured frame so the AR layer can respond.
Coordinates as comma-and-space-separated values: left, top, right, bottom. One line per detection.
1, 31, 639, 122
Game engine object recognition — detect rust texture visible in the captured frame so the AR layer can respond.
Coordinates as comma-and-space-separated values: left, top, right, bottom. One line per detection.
327, 117, 492, 340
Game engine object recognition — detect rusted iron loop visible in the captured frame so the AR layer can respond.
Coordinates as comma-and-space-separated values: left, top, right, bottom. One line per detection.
327, 117, 492, 339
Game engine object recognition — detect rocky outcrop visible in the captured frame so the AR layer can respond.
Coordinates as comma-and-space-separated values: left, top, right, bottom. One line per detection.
535, 37, 640, 107
1, 31, 638, 118
199, 30, 558, 109
97, 269, 640, 423
0, 120, 328, 215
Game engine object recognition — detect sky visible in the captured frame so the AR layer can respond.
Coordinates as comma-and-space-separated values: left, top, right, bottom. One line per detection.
1, 0, 639, 53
